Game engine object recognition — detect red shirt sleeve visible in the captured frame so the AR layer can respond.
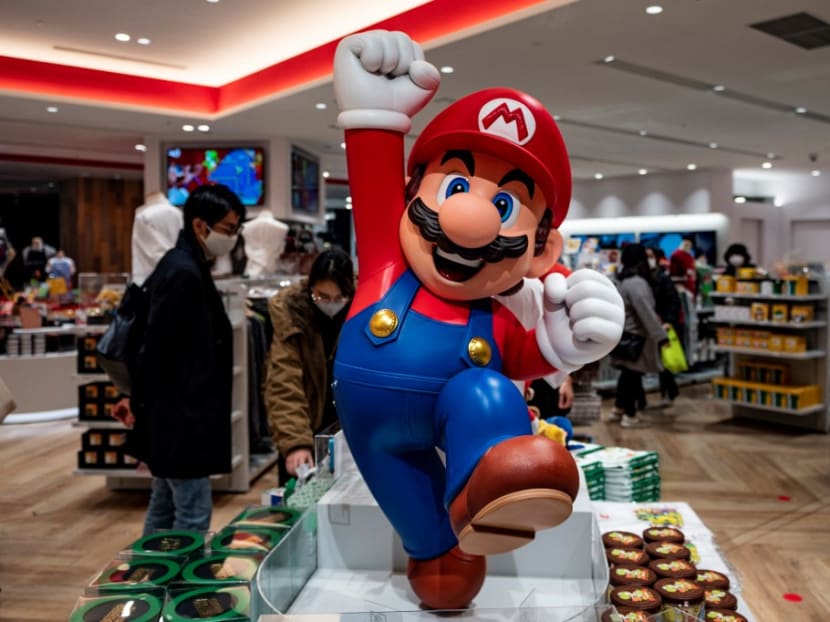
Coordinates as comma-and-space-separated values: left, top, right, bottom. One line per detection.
492, 300, 557, 381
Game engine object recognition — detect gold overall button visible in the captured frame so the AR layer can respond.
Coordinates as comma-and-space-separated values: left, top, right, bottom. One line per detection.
468, 337, 492, 367
370, 308, 398, 338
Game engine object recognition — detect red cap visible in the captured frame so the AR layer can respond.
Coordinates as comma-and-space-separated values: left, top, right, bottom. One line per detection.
408, 88, 572, 227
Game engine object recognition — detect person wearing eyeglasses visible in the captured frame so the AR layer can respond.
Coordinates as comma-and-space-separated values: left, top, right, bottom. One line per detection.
264, 248, 355, 482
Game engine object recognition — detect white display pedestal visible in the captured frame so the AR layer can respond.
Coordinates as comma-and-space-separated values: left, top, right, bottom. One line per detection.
256, 442, 608, 619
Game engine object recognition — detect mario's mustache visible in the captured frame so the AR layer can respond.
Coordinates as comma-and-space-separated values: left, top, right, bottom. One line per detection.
407, 198, 528, 263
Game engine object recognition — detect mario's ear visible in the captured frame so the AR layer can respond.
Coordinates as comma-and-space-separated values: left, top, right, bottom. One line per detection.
527, 229, 562, 279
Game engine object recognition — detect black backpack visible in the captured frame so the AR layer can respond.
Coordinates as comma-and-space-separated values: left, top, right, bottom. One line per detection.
96, 281, 150, 395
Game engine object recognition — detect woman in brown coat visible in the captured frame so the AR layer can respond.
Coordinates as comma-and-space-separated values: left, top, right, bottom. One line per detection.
264, 249, 354, 482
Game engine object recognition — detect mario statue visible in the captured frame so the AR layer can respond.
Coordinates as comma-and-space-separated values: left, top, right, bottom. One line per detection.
332, 30, 624, 610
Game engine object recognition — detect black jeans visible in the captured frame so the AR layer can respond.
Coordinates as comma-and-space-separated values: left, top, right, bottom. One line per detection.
659, 369, 679, 401
615, 368, 645, 417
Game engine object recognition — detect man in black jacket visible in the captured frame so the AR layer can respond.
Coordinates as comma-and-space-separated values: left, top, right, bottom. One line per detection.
116, 184, 245, 535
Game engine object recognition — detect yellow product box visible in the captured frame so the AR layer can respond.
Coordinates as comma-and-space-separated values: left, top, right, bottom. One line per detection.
770, 304, 789, 323
789, 305, 814, 323
750, 330, 770, 349
750, 303, 769, 322
716, 327, 734, 346
735, 280, 760, 294
782, 335, 807, 352
734, 329, 752, 348
768, 334, 784, 351
783, 276, 810, 296
737, 267, 757, 279
716, 275, 736, 293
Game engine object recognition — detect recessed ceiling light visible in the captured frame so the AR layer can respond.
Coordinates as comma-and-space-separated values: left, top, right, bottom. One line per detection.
762, 162, 773, 169
137, 37, 151, 45
46, 106, 58, 113
553, 115, 561, 121
734, 196, 747, 204
314, 102, 327, 110
134, 144, 147, 152
206, 0, 220, 3
603, 55, 616, 63
795, 107, 807, 114
712, 85, 726, 92
774, 197, 783, 207
440, 66, 454, 74
639, 130, 648, 137
766, 152, 776, 159
322, 171, 330, 178
594, 173, 604, 180
638, 169, 648, 175
687, 163, 697, 170
340, 142, 346, 150
115, 33, 130, 42
182, 124, 195, 132
197, 124, 210, 132
811, 170, 821, 177
709, 142, 719, 149
645, 5, 663, 15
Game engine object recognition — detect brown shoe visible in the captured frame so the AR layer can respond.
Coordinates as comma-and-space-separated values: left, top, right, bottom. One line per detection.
448, 435, 579, 556
407, 545, 486, 610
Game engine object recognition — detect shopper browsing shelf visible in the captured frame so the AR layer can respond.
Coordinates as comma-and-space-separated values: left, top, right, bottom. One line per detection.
264, 248, 354, 482
118, 183, 246, 535
610, 244, 668, 428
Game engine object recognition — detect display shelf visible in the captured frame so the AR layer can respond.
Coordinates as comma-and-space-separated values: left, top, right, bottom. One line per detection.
710, 319, 825, 329
713, 398, 825, 417
73, 468, 147, 478
73, 419, 126, 430
712, 346, 825, 359
714, 270, 828, 432
710, 292, 825, 302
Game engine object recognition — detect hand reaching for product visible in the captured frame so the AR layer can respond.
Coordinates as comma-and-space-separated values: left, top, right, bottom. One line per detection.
112, 396, 135, 429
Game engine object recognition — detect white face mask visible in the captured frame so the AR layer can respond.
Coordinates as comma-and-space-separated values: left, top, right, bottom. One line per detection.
202, 228, 238, 258
728, 255, 744, 267
314, 300, 347, 318
648, 258, 657, 269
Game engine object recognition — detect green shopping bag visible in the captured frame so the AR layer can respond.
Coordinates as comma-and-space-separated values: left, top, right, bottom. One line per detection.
661, 325, 688, 373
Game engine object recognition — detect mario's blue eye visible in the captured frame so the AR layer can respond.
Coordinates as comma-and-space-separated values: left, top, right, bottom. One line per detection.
493, 191, 520, 227
437, 174, 470, 205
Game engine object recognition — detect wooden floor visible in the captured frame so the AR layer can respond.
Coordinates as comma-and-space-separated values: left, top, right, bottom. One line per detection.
0, 384, 828, 621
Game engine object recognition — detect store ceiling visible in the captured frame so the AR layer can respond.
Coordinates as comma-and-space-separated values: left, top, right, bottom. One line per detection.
0, 0, 828, 186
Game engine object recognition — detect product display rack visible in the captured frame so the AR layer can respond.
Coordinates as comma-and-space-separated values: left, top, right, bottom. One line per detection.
710, 272, 829, 432
72, 279, 278, 491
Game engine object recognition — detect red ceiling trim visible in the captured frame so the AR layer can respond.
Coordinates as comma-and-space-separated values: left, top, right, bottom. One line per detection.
0, 153, 143, 170
0, 0, 550, 115
0, 55, 218, 114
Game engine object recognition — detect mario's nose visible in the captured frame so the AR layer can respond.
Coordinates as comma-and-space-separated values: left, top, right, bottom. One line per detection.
438, 194, 502, 249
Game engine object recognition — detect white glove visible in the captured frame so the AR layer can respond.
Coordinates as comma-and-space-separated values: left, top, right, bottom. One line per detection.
535, 269, 625, 373
334, 30, 440, 133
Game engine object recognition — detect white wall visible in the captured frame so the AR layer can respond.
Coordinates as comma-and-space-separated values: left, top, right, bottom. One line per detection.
566, 167, 830, 269
569, 169, 733, 220
730, 170, 830, 268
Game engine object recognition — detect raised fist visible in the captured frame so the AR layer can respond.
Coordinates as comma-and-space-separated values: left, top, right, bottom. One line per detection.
535, 269, 625, 372
334, 30, 440, 132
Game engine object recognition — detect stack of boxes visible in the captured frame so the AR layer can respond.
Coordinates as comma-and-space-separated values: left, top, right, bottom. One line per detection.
712, 361, 822, 413
574, 446, 661, 503
69, 506, 303, 622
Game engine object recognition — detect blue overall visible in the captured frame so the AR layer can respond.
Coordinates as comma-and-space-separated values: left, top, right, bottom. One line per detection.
333, 270, 532, 560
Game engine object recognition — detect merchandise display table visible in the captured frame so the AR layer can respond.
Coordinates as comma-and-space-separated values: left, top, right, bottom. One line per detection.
254, 449, 609, 619
593, 500, 758, 621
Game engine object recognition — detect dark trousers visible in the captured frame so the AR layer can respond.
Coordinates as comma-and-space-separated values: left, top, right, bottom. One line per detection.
615, 368, 645, 417
659, 369, 679, 401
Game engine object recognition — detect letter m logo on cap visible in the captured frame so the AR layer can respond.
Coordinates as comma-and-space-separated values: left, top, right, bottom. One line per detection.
478, 98, 536, 146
